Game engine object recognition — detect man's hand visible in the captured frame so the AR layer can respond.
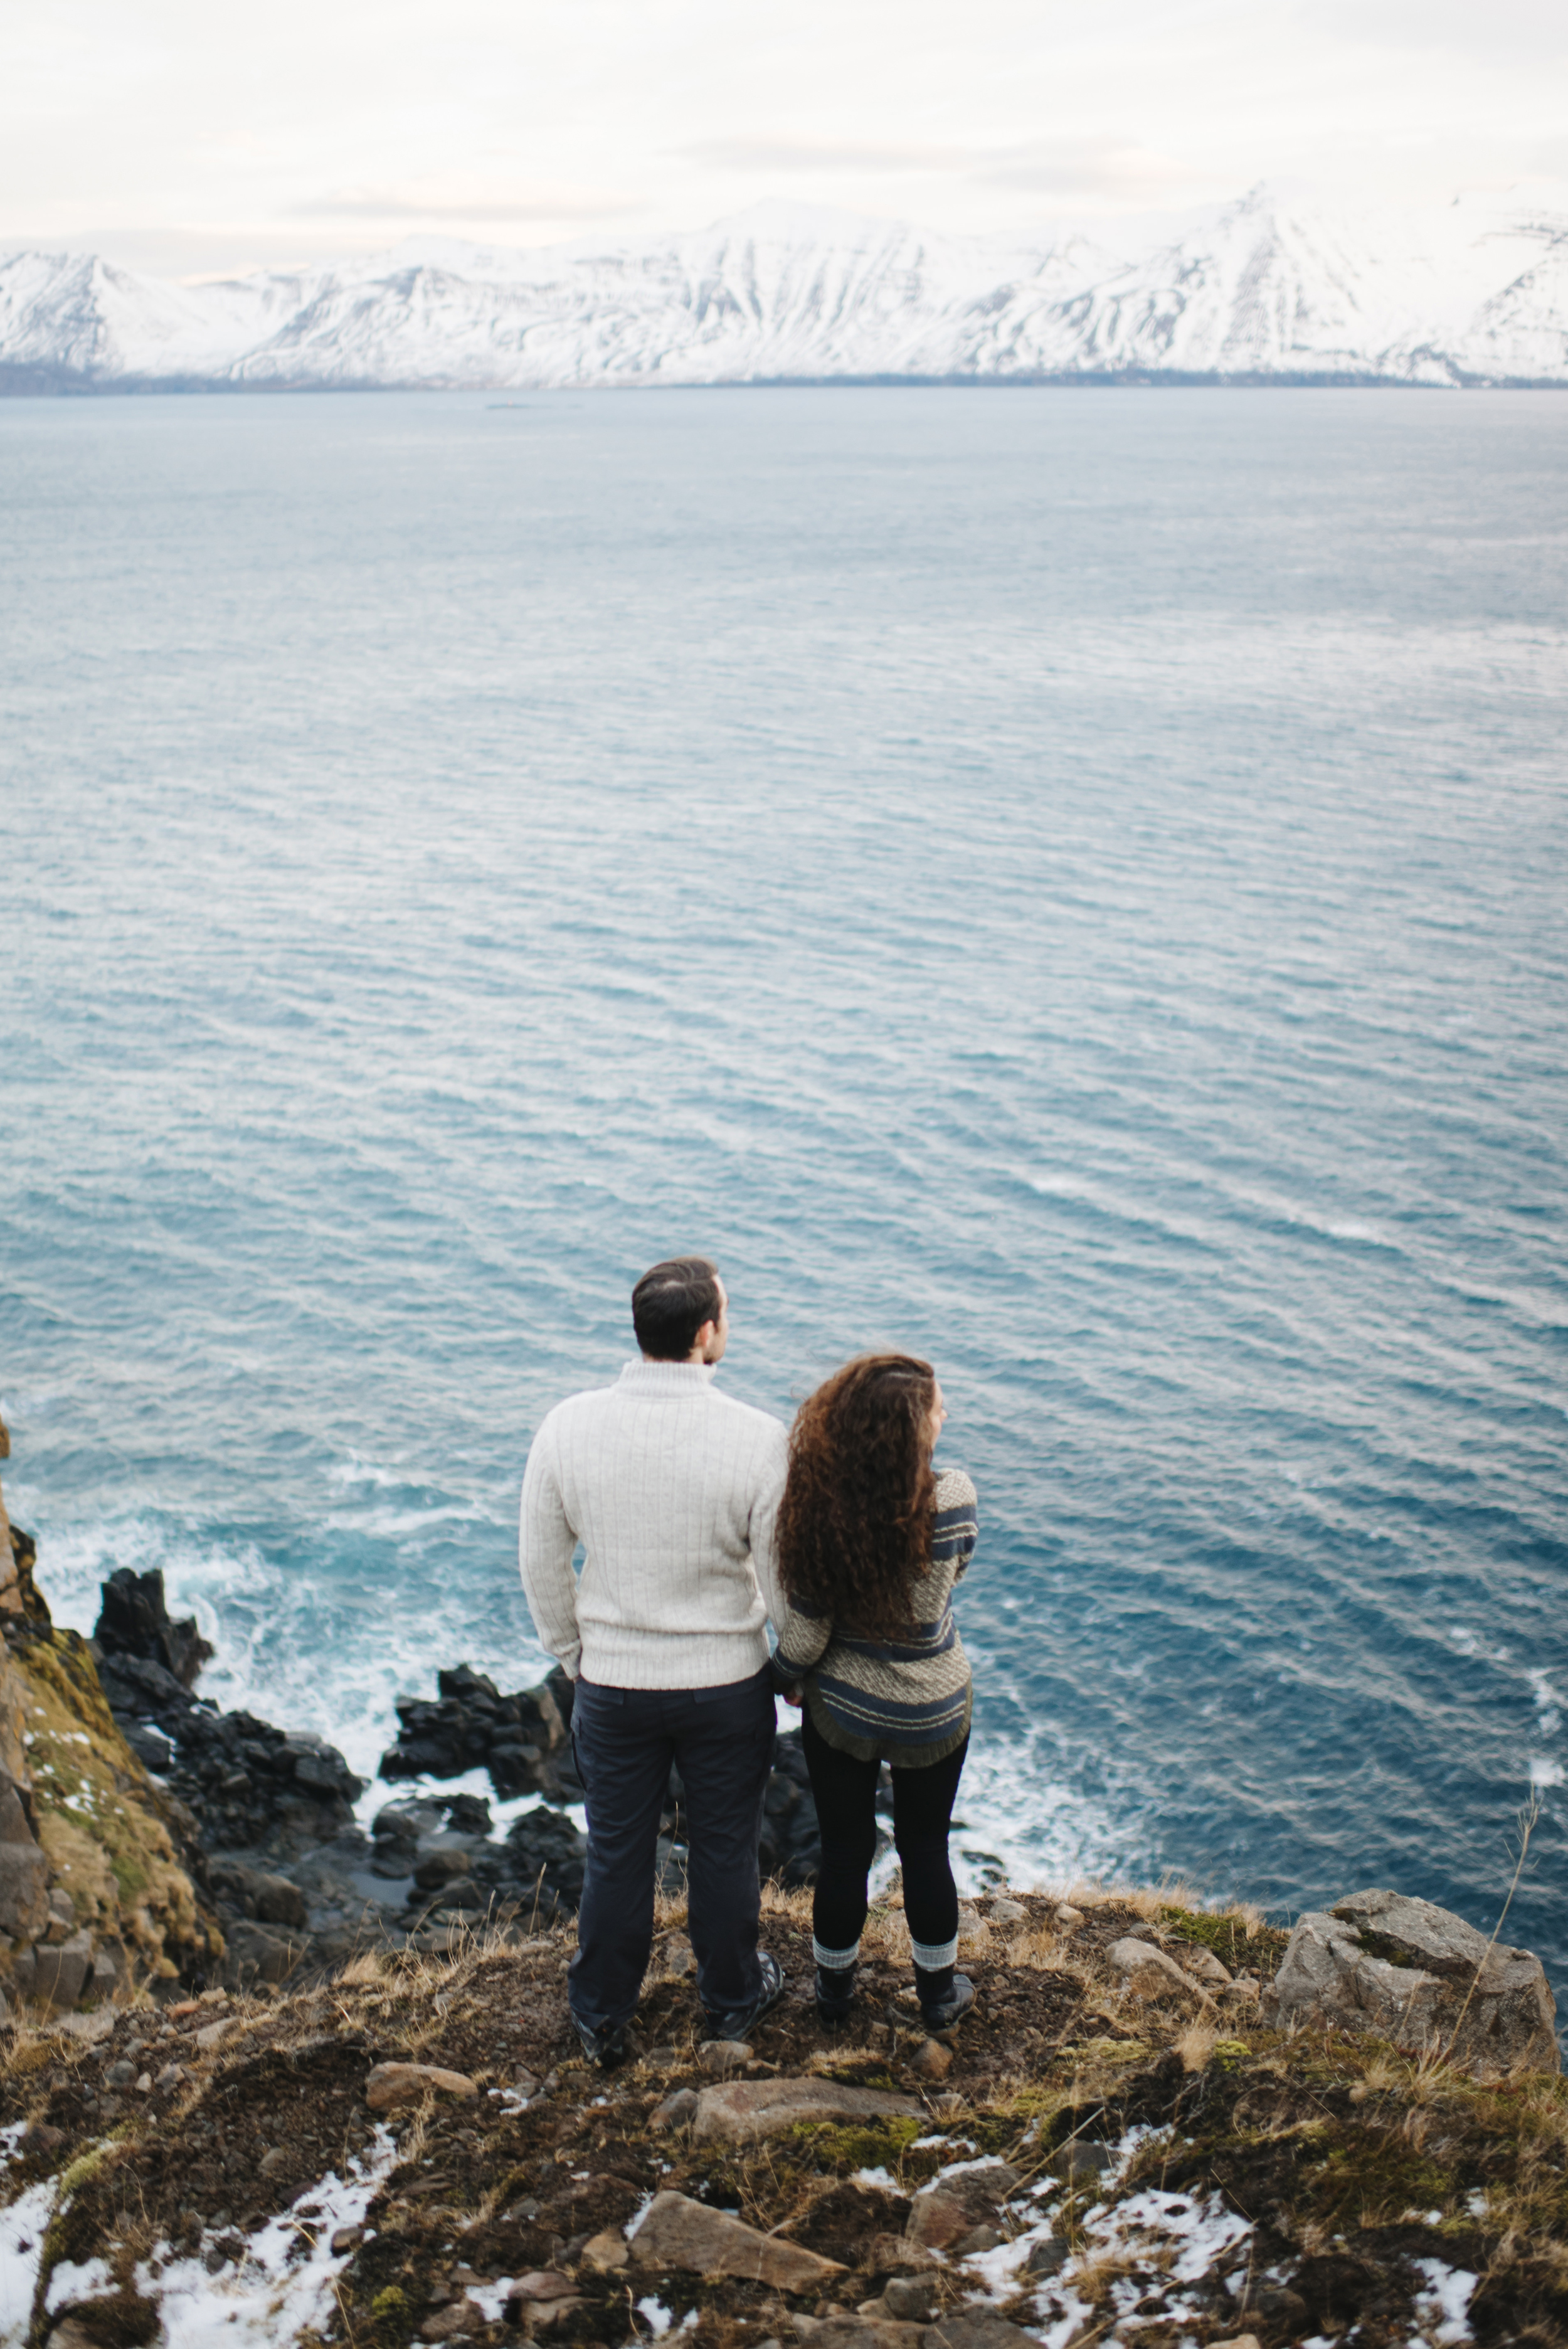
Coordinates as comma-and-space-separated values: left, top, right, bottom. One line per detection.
780, 1684, 803, 1709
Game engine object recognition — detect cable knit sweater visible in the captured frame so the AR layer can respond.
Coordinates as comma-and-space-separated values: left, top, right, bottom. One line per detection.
519, 1359, 789, 1689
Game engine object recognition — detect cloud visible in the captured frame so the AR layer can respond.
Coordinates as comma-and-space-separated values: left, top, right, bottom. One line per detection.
682, 136, 975, 174
975, 139, 1204, 201
297, 174, 637, 223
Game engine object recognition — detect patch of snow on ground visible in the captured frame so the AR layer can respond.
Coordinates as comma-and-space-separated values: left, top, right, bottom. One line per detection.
45, 2255, 114, 2312
855, 2166, 898, 2190
133, 2126, 396, 2348
1412, 2257, 1479, 2345
637, 2298, 674, 2336
988, 2130, 1255, 2348
0, 2180, 60, 2348
469, 2276, 518, 2321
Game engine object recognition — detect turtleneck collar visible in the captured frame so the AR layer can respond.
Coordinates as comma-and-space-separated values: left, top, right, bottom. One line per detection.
617, 1359, 718, 1391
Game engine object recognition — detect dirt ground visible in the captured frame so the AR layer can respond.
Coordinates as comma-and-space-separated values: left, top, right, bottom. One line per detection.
4, 1886, 1567, 2349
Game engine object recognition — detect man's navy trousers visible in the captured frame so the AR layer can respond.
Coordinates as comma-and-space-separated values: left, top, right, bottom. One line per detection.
568, 1665, 776, 2034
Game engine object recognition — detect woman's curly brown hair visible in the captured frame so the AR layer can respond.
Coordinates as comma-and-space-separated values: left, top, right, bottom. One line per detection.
776, 1354, 939, 1636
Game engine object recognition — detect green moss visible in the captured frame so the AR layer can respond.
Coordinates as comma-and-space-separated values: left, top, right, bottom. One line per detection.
369, 2285, 413, 2345
790, 2114, 924, 2173
1160, 1906, 1287, 1972
1059, 2039, 1151, 2065
1349, 1927, 1421, 1970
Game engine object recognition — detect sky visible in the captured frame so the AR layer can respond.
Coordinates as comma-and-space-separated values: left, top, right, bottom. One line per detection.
4, 0, 1568, 279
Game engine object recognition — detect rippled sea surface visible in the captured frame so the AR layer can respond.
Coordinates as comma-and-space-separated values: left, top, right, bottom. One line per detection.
3, 388, 1565, 1981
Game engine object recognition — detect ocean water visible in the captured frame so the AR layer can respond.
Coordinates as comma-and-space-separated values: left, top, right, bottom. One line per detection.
3, 387, 1565, 1986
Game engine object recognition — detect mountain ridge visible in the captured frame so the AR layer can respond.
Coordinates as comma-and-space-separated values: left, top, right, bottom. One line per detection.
4, 184, 1568, 390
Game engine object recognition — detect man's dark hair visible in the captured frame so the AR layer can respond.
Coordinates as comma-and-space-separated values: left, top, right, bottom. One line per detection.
632, 1257, 724, 1362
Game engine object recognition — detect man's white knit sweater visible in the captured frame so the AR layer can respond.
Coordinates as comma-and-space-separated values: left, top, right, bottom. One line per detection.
519, 1359, 789, 1689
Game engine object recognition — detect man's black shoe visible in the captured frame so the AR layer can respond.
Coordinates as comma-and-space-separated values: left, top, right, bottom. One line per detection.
703, 1951, 787, 2040
573, 2013, 632, 2071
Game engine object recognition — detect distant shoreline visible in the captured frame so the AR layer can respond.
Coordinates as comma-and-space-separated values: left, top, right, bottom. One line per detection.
4, 370, 1568, 396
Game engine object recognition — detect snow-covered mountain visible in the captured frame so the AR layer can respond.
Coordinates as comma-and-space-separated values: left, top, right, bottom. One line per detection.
4, 186, 1567, 391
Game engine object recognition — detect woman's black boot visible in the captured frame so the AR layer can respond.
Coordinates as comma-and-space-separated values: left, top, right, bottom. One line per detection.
914, 1964, 975, 2031
815, 1963, 857, 2022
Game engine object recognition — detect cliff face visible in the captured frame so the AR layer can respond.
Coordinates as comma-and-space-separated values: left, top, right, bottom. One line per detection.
0, 1415, 221, 2008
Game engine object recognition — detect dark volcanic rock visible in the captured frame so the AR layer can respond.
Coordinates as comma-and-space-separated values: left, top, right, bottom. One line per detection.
95, 1566, 214, 1688
379, 1663, 575, 1797
91, 1585, 364, 1862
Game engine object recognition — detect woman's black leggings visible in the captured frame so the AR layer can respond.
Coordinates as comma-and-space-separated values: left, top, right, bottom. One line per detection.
801, 1710, 969, 1973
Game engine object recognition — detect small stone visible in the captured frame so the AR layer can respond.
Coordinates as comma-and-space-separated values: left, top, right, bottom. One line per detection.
695, 2076, 921, 2146
364, 2062, 480, 2111
699, 2039, 753, 2076
45, 2322, 102, 2349
1106, 1936, 1209, 2003
651, 2087, 699, 2129
644, 2044, 682, 2068
512, 2067, 540, 2096
105, 2059, 137, 2087
134, 2072, 152, 2094
799, 2321, 924, 2349
156, 2063, 185, 2089
204, 2247, 230, 2274
884, 2279, 936, 2321
1047, 2141, 1114, 2189
1053, 1905, 1084, 1930
632, 2190, 845, 2290
906, 2165, 1020, 2252
662, 1933, 696, 1978
1179, 1946, 1232, 1986
331, 2225, 366, 2254
988, 1899, 1025, 1925
921, 2318, 1043, 2349
168, 1999, 201, 2018
904, 2040, 951, 2082
1022, 2236, 1067, 2277
1210, 2337, 1263, 2349
421, 2302, 484, 2341
954, 2225, 1002, 2257
258, 2147, 291, 2175
866, 2235, 938, 2276
195, 2016, 241, 2052
581, 2229, 629, 2272
511, 2272, 579, 2301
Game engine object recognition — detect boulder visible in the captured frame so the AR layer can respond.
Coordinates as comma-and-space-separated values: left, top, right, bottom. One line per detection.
31, 1929, 95, 2012
693, 2075, 922, 2145
1263, 1889, 1559, 2074
631, 2191, 845, 2289
0, 1839, 50, 1940
93, 1566, 213, 1689
906, 2162, 1020, 2251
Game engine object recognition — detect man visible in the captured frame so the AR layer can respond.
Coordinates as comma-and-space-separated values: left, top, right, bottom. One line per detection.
519, 1256, 789, 2067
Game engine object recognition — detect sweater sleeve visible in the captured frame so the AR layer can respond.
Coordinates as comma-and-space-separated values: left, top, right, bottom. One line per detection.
745, 1419, 791, 1626
772, 1591, 832, 1677
519, 1416, 584, 1680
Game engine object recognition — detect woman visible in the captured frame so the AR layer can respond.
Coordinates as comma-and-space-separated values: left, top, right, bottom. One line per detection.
772, 1353, 978, 2030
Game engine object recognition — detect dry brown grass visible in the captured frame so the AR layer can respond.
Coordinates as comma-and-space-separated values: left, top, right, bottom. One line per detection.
1173, 2020, 1217, 2073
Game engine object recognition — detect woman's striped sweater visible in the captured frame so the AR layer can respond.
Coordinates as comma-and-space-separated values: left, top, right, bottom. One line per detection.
770, 1466, 978, 1767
